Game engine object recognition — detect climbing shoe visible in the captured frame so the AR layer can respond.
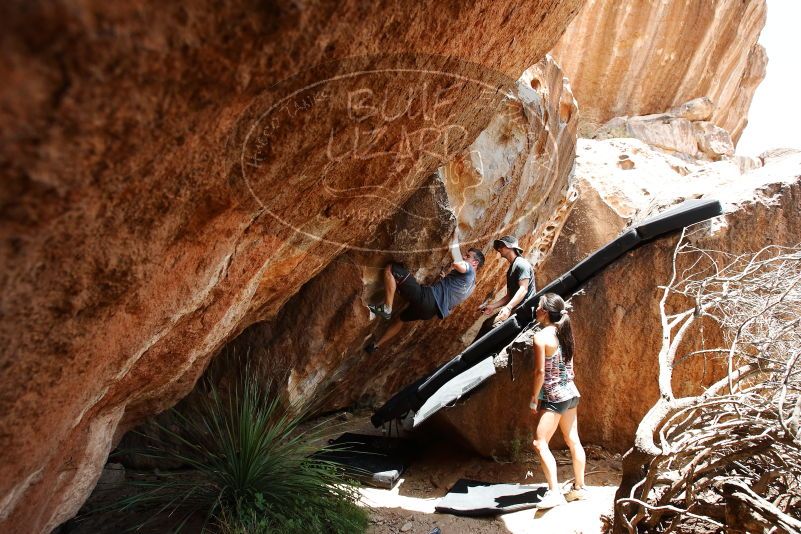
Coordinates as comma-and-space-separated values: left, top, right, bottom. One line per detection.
564, 485, 588, 502
367, 303, 392, 320
535, 489, 567, 509
364, 341, 379, 355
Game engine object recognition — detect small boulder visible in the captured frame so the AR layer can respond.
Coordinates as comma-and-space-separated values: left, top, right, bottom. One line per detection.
594, 114, 698, 157
730, 155, 762, 174
669, 96, 714, 121
592, 116, 628, 139
625, 114, 698, 155
693, 121, 734, 160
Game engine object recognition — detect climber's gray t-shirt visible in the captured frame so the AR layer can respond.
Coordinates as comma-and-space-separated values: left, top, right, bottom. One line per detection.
507, 256, 535, 309
430, 263, 476, 319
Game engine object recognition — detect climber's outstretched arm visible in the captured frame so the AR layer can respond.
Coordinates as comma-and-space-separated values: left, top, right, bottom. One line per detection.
448, 231, 470, 273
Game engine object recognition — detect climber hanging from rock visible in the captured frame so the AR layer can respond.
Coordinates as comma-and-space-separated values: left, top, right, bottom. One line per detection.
364, 234, 485, 355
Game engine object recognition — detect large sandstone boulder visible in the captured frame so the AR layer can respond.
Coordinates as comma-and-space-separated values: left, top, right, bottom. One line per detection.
0, 2, 584, 531
214, 55, 579, 413
432, 142, 801, 455
592, 98, 736, 162
550, 0, 767, 143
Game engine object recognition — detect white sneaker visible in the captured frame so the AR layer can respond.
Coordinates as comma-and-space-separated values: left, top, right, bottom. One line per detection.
564, 485, 588, 502
536, 489, 567, 509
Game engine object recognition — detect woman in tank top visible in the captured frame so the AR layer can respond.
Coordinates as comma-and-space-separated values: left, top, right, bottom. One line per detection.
530, 293, 587, 508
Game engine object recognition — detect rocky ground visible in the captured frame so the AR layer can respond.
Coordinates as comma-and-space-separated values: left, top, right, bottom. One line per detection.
65, 410, 620, 534
332, 412, 622, 534
361, 450, 619, 534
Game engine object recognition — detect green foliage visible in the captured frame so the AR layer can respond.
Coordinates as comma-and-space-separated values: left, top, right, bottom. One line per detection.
508, 429, 532, 463
217, 490, 369, 534
114, 369, 368, 533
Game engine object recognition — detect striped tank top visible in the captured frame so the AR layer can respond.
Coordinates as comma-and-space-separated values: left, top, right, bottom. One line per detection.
538, 343, 580, 403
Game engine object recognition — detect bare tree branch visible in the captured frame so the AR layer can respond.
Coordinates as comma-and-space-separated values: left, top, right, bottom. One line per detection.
614, 235, 801, 533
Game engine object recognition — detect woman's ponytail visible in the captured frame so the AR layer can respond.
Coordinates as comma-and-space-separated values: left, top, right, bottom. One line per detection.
555, 312, 575, 363
541, 293, 575, 362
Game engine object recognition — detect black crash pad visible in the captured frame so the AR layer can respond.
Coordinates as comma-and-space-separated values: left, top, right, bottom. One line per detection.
636, 198, 722, 240
570, 228, 641, 283
370, 375, 428, 427
371, 317, 521, 428
311, 433, 416, 489
416, 316, 520, 400
538, 271, 579, 300
514, 272, 579, 323
514, 199, 723, 320
435, 479, 548, 516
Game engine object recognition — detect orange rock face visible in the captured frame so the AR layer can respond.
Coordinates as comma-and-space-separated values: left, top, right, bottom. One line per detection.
0, 2, 583, 531
550, 0, 767, 143
218, 55, 578, 415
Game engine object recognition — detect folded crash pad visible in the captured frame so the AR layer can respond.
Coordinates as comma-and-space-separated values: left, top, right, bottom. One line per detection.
416, 316, 520, 400
312, 433, 416, 489
371, 317, 521, 428
412, 356, 495, 427
435, 479, 548, 516
635, 198, 723, 240
570, 228, 641, 283
370, 375, 428, 427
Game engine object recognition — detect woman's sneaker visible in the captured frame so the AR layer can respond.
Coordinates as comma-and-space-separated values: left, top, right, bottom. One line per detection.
535, 489, 567, 509
564, 485, 588, 502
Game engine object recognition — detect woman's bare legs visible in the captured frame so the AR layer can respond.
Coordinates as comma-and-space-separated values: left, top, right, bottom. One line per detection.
559, 407, 586, 488
533, 410, 561, 490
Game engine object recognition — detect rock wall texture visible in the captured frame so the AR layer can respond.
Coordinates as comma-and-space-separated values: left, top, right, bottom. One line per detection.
217, 56, 578, 415
0, 2, 584, 532
435, 143, 801, 454
550, 0, 767, 142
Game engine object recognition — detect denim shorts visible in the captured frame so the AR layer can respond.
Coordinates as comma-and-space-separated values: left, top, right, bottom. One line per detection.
539, 396, 580, 414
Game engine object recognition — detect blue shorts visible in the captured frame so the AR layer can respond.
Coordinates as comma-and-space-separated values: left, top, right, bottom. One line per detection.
540, 396, 580, 414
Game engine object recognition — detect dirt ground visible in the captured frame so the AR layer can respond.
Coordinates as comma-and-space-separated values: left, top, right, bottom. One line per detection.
327, 411, 622, 534
64, 410, 621, 534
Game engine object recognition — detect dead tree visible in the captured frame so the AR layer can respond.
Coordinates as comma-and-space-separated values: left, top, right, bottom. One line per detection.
613, 228, 801, 533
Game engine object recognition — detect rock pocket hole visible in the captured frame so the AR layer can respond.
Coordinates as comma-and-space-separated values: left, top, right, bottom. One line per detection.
559, 101, 573, 123
618, 158, 635, 170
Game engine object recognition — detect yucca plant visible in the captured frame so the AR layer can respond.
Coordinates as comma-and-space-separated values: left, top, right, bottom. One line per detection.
111, 368, 368, 533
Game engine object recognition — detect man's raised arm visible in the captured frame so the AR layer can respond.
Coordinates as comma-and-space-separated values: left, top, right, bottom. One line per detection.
449, 232, 469, 273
